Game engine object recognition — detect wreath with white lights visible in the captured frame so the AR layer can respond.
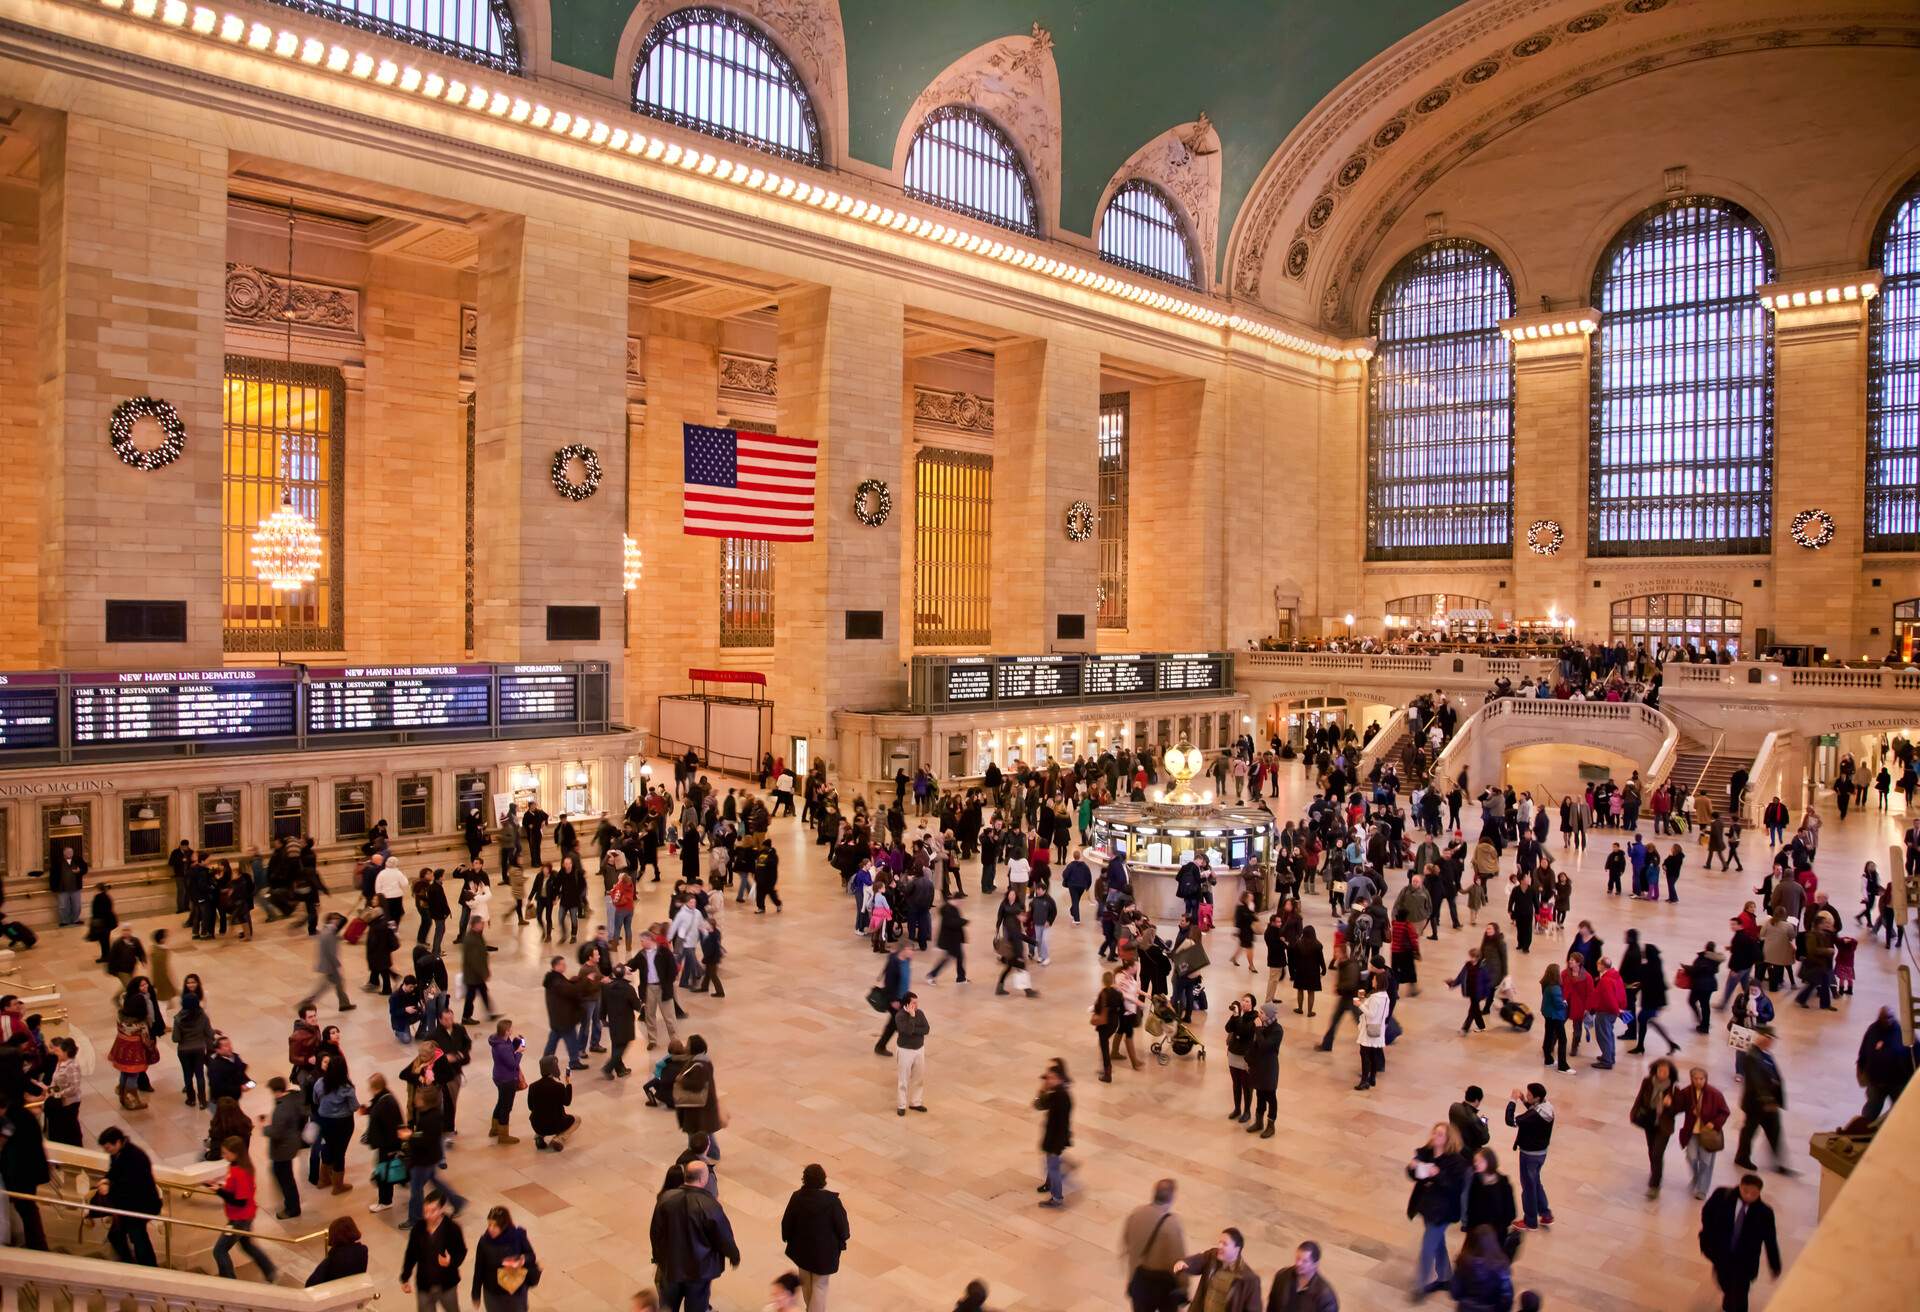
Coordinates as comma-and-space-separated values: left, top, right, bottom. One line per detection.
1790, 508, 1835, 550
1526, 519, 1564, 556
1065, 499, 1095, 542
108, 396, 187, 472
550, 444, 603, 501
853, 478, 892, 527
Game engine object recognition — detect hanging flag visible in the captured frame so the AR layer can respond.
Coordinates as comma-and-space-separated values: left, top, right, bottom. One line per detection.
681, 423, 818, 541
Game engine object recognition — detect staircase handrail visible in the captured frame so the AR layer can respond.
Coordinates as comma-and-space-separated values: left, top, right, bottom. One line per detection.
1354, 707, 1409, 782
0, 1244, 377, 1312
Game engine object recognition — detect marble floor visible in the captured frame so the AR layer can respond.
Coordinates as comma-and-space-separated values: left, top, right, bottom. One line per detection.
25, 764, 1908, 1311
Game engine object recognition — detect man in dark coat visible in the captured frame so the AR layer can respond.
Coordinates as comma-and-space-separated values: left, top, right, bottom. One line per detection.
94, 1126, 162, 1265
780, 1163, 851, 1311
0, 1088, 50, 1248
1035, 1060, 1073, 1207
649, 1162, 740, 1309
1698, 1174, 1781, 1312
600, 965, 640, 1079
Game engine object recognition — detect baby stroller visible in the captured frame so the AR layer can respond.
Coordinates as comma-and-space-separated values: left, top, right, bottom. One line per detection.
1145, 995, 1207, 1065
1494, 976, 1534, 1031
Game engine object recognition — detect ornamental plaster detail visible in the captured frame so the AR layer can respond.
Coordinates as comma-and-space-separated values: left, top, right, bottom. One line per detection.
1103, 115, 1222, 281
913, 386, 995, 435
226, 263, 360, 337
900, 28, 1063, 227
718, 353, 778, 398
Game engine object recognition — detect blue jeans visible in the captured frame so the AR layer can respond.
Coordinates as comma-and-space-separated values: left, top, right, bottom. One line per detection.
406, 1164, 466, 1225
582, 999, 603, 1049
1518, 1150, 1550, 1225
659, 1278, 712, 1312
1417, 1221, 1452, 1290
1043, 1152, 1064, 1202
212, 1217, 277, 1281
610, 908, 633, 945
1595, 1015, 1617, 1064
57, 890, 82, 925
543, 1026, 583, 1066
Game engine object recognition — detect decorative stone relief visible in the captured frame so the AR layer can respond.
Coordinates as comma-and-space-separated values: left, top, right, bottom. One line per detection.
460, 306, 477, 356
1102, 115, 1222, 280
225, 263, 360, 337
901, 27, 1063, 225
719, 354, 778, 397
913, 387, 994, 435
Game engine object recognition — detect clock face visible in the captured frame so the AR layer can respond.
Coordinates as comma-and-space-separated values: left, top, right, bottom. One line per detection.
1184, 747, 1205, 778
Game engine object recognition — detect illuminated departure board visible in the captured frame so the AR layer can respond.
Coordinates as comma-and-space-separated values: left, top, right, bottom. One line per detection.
995, 657, 1082, 703
498, 666, 579, 724
1157, 654, 1228, 693
943, 662, 994, 703
70, 669, 299, 746
1085, 655, 1154, 697
0, 673, 61, 750
912, 651, 1232, 711
307, 666, 493, 734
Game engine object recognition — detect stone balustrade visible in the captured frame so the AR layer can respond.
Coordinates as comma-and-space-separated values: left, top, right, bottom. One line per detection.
0, 1248, 377, 1312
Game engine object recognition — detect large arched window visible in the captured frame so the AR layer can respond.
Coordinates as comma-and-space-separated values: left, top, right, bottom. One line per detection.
1589, 197, 1774, 556
904, 106, 1038, 236
1867, 181, 1920, 551
632, 7, 823, 166
1099, 180, 1199, 289
1365, 240, 1515, 560
267, 1, 519, 74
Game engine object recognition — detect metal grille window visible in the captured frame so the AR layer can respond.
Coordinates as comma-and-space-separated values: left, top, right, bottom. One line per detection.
222, 357, 345, 652
463, 392, 476, 652
1099, 181, 1198, 289
1589, 198, 1775, 556
1867, 182, 1920, 550
719, 537, 775, 647
1366, 240, 1515, 560
266, 1, 518, 74
1098, 394, 1130, 628
633, 7, 822, 165
914, 447, 993, 645
904, 106, 1038, 236
1384, 594, 1493, 632
1610, 593, 1743, 656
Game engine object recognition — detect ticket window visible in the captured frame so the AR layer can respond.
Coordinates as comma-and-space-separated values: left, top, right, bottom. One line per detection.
43, 804, 90, 875
457, 773, 489, 829
1178, 716, 1194, 744
334, 783, 372, 843
199, 790, 241, 854
561, 767, 591, 817
1156, 719, 1171, 750
1133, 721, 1148, 751
398, 777, 434, 836
1199, 716, 1213, 750
1220, 714, 1233, 747
122, 797, 169, 864
946, 736, 968, 779
622, 761, 638, 808
509, 770, 540, 811
791, 737, 810, 776
270, 787, 308, 844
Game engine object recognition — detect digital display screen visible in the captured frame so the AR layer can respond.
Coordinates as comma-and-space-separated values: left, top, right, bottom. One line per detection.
944, 663, 994, 703
498, 666, 578, 724
307, 665, 493, 735
70, 669, 299, 746
995, 657, 1082, 703
916, 651, 1231, 710
1157, 655, 1225, 693
1085, 655, 1155, 698
0, 673, 61, 750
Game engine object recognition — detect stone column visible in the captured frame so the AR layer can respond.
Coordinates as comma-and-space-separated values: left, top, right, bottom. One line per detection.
1507, 316, 1594, 626
1126, 375, 1218, 648
36, 114, 227, 666
1769, 291, 1870, 657
1315, 357, 1368, 636
773, 283, 906, 769
473, 217, 628, 699
0, 182, 43, 660
991, 335, 1101, 652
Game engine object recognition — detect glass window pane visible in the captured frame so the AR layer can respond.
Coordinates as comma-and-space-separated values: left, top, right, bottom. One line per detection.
264, 1, 517, 74
1868, 184, 1920, 550
1099, 181, 1198, 289
632, 7, 821, 165
905, 106, 1038, 236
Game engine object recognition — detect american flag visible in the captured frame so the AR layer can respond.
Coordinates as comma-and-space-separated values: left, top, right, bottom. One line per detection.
682, 424, 818, 542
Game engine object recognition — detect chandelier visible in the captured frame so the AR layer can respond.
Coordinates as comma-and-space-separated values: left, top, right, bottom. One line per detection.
623, 534, 643, 592
251, 491, 323, 592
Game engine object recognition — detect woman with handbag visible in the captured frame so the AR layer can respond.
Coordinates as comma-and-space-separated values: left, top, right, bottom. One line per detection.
361, 1072, 406, 1213
1092, 973, 1124, 1083
1355, 971, 1390, 1091
1672, 1065, 1732, 1200
473, 1206, 540, 1312
1630, 1056, 1680, 1196
108, 984, 159, 1109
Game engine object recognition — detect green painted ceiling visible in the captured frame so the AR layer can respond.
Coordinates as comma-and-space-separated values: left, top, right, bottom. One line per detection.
547, 1, 1460, 270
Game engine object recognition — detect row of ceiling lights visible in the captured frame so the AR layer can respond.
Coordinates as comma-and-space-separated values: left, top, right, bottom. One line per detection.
95, 0, 1371, 361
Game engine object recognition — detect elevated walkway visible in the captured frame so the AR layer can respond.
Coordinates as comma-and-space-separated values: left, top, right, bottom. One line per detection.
1431, 697, 1679, 795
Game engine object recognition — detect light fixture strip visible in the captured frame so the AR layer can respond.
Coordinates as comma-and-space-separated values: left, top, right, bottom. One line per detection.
83, 0, 1362, 360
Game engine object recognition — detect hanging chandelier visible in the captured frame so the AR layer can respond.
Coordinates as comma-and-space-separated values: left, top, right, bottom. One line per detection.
252, 491, 324, 592
623, 534, 643, 592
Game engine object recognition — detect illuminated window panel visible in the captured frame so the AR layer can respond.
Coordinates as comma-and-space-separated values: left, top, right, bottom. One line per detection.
1609, 593, 1743, 656
632, 6, 821, 166
1366, 239, 1515, 560
905, 105, 1038, 236
719, 537, 775, 648
914, 447, 993, 646
1867, 181, 1920, 550
265, 1, 518, 75
1097, 394, 1130, 629
1099, 181, 1198, 290
1589, 197, 1774, 556
221, 358, 345, 652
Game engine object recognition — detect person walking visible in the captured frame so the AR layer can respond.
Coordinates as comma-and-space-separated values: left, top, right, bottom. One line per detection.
261, 1076, 306, 1220
403, 1085, 467, 1228
92, 1127, 161, 1266
1119, 1178, 1187, 1312
893, 993, 930, 1116
299, 914, 357, 1014
471, 1206, 538, 1312
211, 1136, 279, 1283
873, 942, 913, 1055
1631, 1056, 1681, 1196
460, 918, 495, 1023
1035, 1059, 1073, 1208
1538, 963, 1569, 1072
1504, 1083, 1555, 1232
648, 1160, 741, 1311
1170, 1229, 1262, 1312
1267, 1241, 1339, 1312
927, 899, 969, 985
780, 1164, 850, 1312
399, 1189, 467, 1312
1674, 1065, 1732, 1200
1406, 1123, 1468, 1296
1698, 1174, 1781, 1312
1590, 957, 1626, 1069
1731, 1028, 1793, 1174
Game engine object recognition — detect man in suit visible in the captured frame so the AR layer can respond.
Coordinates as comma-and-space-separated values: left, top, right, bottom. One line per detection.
1732, 1027, 1793, 1172
1698, 1174, 1781, 1312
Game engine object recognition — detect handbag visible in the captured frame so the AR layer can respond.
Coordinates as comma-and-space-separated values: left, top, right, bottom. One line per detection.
495, 1264, 529, 1295
1696, 1124, 1725, 1153
374, 1154, 407, 1185
865, 985, 891, 1013
301, 1121, 321, 1145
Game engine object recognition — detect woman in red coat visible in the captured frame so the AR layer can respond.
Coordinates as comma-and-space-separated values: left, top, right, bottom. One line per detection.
1671, 1065, 1732, 1200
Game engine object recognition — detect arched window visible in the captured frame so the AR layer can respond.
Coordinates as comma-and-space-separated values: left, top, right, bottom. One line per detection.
904, 105, 1038, 236
1589, 197, 1774, 556
1867, 181, 1920, 550
1366, 240, 1515, 560
266, 1, 519, 74
1099, 180, 1199, 289
1610, 593, 1743, 657
632, 7, 823, 166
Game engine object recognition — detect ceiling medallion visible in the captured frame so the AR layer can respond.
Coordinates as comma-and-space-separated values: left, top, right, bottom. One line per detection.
1790, 508, 1835, 550
1373, 120, 1407, 150
1286, 241, 1311, 278
1338, 155, 1368, 187
1307, 196, 1335, 230
1512, 34, 1554, 58
1462, 60, 1501, 85
1415, 87, 1453, 114
1526, 520, 1565, 557
1567, 12, 1610, 35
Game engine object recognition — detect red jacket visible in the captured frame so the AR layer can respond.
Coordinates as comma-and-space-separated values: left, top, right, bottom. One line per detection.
1593, 968, 1628, 1015
1561, 968, 1595, 1023
1673, 1082, 1730, 1147
1390, 919, 1421, 955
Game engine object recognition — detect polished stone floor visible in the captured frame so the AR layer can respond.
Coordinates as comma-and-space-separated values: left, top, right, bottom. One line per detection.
28, 764, 1906, 1310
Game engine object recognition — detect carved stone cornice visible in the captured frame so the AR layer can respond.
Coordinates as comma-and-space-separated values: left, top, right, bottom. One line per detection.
718, 353, 778, 398
913, 386, 995, 435
226, 263, 359, 338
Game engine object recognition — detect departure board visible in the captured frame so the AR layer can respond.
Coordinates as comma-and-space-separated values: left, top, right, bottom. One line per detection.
913, 651, 1233, 711
70, 669, 299, 746
306, 665, 493, 734
1156, 654, 1227, 693
498, 665, 578, 725
0, 673, 61, 750
943, 661, 994, 703
995, 657, 1082, 704
1085, 655, 1155, 698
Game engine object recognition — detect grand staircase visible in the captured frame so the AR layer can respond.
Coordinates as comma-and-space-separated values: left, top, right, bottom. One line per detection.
1667, 735, 1745, 816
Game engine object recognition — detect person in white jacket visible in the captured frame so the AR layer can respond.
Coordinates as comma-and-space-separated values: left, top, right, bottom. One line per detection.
1355, 972, 1391, 1092
374, 860, 409, 927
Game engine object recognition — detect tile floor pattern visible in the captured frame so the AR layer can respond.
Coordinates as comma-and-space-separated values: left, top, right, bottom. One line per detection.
26, 764, 1910, 1311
